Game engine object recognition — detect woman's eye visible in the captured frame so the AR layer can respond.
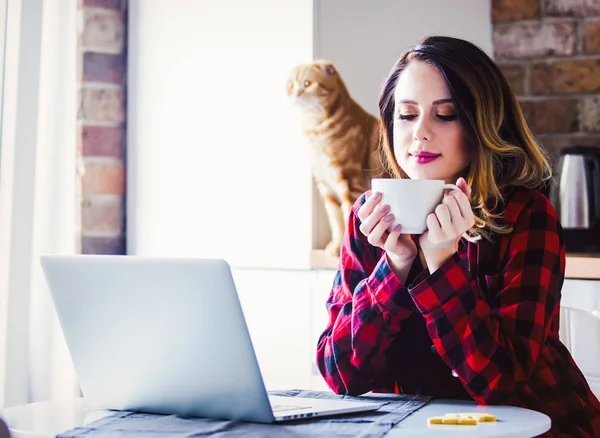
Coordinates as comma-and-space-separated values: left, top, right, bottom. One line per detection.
398, 114, 417, 120
437, 114, 458, 121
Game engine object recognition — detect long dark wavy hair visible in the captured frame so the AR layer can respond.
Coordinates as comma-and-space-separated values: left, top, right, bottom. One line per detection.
378, 35, 552, 240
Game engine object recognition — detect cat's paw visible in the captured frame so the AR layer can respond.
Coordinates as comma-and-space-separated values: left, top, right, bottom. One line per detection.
325, 240, 341, 257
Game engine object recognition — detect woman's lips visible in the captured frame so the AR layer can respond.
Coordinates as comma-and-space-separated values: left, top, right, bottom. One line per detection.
410, 152, 441, 164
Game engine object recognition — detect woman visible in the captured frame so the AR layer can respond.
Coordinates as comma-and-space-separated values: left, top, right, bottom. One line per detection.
315, 36, 600, 437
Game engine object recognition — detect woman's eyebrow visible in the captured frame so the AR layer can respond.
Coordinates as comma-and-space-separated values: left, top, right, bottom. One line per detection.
396, 98, 454, 105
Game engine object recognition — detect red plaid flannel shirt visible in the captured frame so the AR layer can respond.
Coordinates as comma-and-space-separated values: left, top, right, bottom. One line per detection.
316, 187, 600, 437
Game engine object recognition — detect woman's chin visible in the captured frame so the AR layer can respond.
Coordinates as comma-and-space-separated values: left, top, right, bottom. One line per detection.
406, 171, 447, 181
405, 165, 459, 182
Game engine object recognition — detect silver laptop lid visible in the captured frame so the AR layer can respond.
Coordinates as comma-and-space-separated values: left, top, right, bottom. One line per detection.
40, 255, 275, 423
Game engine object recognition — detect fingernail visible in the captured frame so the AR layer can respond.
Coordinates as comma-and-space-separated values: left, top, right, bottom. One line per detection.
379, 204, 390, 214
393, 224, 402, 232
384, 214, 394, 222
372, 191, 381, 200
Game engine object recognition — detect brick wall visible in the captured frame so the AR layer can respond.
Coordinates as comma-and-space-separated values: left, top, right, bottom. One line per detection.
71, 1, 598, 256
77, 0, 127, 254
493, 0, 600, 162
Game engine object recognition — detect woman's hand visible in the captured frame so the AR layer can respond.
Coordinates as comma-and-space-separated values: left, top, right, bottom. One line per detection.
419, 177, 475, 272
357, 191, 418, 281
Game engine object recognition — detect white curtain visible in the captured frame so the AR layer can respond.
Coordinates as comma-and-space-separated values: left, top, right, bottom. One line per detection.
0, 0, 78, 408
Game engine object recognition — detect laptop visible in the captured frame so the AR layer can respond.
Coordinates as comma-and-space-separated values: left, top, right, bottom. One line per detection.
40, 255, 381, 423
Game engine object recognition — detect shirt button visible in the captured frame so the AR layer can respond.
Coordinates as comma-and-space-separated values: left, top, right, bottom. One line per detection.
430, 344, 437, 354
451, 370, 459, 378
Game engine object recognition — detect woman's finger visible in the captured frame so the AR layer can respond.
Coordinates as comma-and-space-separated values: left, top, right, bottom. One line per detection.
384, 225, 418, 260
385, 224, 409, 250
357, 191, 382, 222
383, 223, 402, 250
367, 213, 394, 246
435, 204, 453, 232
359, 202, 390, 236
450, 189, 472, 220
456, 177, 471, 197
426, 212, 441, 235
443, 194, 463, 221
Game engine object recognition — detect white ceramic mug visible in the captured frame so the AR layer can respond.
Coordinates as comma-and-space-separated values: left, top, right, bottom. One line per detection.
371, 179, 461, 234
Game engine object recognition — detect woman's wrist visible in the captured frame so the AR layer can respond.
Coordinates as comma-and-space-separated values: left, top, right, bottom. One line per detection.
386, 253, 416, 283
421, 245, 456, 273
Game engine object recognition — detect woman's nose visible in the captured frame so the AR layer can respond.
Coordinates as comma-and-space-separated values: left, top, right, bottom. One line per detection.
413, 117, 433, 142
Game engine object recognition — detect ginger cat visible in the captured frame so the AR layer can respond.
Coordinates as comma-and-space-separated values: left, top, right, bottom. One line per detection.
287, 60, 391, 257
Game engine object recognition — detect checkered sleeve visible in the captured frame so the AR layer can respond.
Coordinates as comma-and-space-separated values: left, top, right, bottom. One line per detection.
316, 193, 415, 396
408, 192, 565, 404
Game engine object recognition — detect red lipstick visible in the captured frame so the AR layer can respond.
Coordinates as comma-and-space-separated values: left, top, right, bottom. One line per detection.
410, 151, 440, 164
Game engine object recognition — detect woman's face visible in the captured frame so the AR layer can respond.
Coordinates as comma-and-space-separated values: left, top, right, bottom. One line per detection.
393, 60, 471, 184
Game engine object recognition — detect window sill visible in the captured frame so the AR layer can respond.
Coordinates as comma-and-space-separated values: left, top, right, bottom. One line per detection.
310, 250, 339, 271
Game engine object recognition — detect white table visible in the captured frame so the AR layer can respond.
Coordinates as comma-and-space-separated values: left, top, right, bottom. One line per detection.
1, 398, 551, 438
386, 398, 550, 437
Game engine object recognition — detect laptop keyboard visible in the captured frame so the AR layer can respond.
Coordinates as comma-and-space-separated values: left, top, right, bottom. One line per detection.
270, 403, 312, 412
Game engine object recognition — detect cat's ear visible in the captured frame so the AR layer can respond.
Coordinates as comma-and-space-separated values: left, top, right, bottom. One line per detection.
323, 64, 336, 76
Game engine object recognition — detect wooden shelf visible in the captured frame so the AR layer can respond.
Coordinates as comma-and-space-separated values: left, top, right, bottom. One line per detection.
565, 254, 600, 280
310, 250, 600, 280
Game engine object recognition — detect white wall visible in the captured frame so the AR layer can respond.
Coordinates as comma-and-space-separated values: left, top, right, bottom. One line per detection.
314, 0, 493, 116
128, 0, 315, 269
128, 0, 492, 268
